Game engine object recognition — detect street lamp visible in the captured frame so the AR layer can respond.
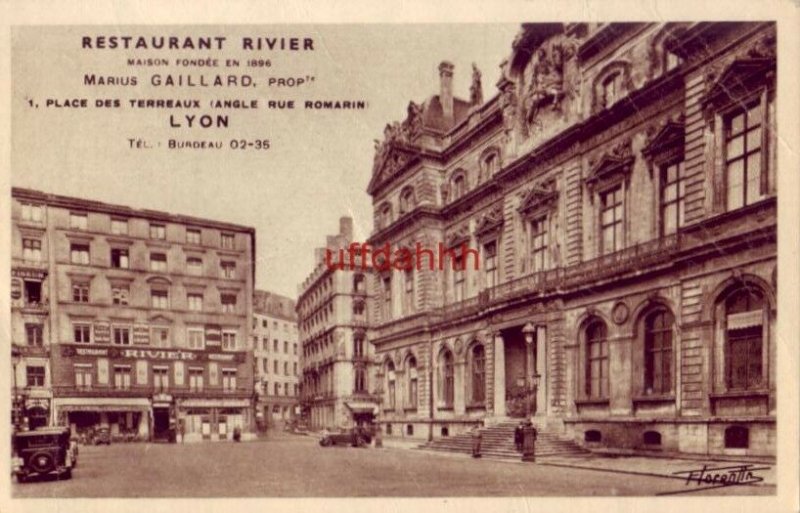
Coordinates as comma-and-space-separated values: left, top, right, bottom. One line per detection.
521, 323, 538, 462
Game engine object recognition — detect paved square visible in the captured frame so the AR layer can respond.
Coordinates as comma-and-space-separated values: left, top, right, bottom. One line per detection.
11, 434, 775, 497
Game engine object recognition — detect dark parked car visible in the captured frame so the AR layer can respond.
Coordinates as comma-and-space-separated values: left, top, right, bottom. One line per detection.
319, 427, 372, 447
12, 427, 75, 483
92, 427, 111, 445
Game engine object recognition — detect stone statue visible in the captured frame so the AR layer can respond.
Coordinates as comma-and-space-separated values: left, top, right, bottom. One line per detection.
470, 63, 483, 106
524, 44, 566, 129
499, 84, 518, 138
401, 101, 423, 140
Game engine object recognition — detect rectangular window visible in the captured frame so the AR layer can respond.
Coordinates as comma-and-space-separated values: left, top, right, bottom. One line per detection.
22, 239, 42, 261
27, 366, 46, 387
113, 326, 131, 345
151, 327, 169, 347
220, 261, 236, 279
24, 280, 42, 305
70, 212, 88, 230
262, 320, 268, 328
75, 365, 93, 389
153, 367, 169, 391
222, 330, 237, 351
222, 369, 237, 391
150, 253, 167, 272
25, 323, 43, 346
725, 102, 764, 211
600, 186, 624, 255
72, 282, 89, 303
274, 382, 280, 395
70, 244, 90, 265
273, 360, 278, 373
73, 324, 91, 344
186, 229, 201, 245
263, 358, 269, 373
383, 276, 392, 318
111, 219, 128, 235
187, 293, 203, 311
283, 361, 288, 375
293, 362, 298, 376
453, 256, 465, 302
113, 366, 131, 390
530, 217, 548, 272
661, 162, 686, 236
404, 269, 414, 314
21, 203, 43, 222
283, 341, 288, 353
111, 248, 129, 269
221, 233, 235, 249
273, 339, 279, 352
151, 289, 169, 309
263, 338, 269, 351
293, 343, 297, 355
186, 257, 203, 276
111, 285, 129, 305
150, 224, 166, 240
483, 241, 497, 287
188, 369, 204, 392
187, 328, 205, 350
221, 294, 237, 313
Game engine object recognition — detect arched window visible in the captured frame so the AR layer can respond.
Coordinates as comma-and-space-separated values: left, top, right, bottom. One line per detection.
644, 309, 674, 395
585, 319, 609, 398
439, 350, 455, 407
470, 345, 486, 404
354, 366, 366, 393
353, 335, 364, 358
386, 360, 396, 410
451, 173, 467, 201
725, 425, 749, 449
399, 186, 416, 214
725, 288, 765, 390
353, 273, 365, 293
378, 203, 393, 229
406, 356, 418, 409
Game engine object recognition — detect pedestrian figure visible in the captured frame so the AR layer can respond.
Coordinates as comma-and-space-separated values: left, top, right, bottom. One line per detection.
514, 422, 524, 452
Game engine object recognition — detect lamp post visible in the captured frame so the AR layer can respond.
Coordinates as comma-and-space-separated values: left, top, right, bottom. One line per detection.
521, 323, 538, 462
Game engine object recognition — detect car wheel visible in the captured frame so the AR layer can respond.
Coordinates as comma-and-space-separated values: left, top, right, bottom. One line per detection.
29, 452, 55, 474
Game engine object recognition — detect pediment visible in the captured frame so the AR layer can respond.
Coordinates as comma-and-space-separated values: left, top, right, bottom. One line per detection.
446, 225, 471, 248
474, 209, 504, 238
149, 314, 173, 325
586, 138, 634, 191
518, 186, 558, 217
367, 144, 417, 194
703, 58, 774, 109
641, 120, 684, 161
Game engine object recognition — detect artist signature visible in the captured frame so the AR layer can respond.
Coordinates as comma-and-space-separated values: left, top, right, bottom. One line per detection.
657, 464, 770, 495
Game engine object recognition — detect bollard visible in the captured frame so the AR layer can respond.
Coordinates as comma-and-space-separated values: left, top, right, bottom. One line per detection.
374, 425, 383, 448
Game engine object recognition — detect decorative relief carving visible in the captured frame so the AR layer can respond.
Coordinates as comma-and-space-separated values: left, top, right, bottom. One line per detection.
518, 180, 559, 218
446, 224, 471, 248
586, 136, 634, 192
612, 301, 629, 325
474, 204, 504, 239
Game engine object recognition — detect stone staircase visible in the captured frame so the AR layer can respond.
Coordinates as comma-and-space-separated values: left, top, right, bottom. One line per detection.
420, 420, 588, 460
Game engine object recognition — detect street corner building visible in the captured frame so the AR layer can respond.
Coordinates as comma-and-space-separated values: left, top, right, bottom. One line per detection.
364, 22, 776, 458
297, 217, 379, 431
10, 188, 258, 443
252, 290, 301, 431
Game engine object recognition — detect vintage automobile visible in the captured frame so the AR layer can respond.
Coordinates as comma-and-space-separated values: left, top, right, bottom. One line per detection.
12, 427, 76, 483
92, 427, 112, 445
318, 427, 372, 447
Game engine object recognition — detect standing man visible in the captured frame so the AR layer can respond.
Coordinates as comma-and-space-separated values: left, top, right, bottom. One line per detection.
514, 422, 524, 452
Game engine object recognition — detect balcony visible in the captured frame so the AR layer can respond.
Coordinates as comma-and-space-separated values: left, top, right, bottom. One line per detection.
52, 385, 253, 399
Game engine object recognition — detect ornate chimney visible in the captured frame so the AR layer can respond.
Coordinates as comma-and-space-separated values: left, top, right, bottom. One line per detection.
439, 61, 454, 124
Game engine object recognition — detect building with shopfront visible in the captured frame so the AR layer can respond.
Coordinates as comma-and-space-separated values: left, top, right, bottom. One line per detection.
365, 22, 776, 457
252, 289, 300, 430
297, 217, 378, 430
10, 187, 257, 442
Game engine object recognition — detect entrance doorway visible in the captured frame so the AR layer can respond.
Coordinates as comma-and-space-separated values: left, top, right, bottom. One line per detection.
153, 407, 171, 441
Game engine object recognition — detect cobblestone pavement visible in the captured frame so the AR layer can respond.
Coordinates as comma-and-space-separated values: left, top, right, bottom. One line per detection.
11, 433, 775, 497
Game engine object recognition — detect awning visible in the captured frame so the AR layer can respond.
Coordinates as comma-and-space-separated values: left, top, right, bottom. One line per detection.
345, 402, 378, 414
54, 397, 151, 413
728, 310, 763, 330
180, 399, 249, 408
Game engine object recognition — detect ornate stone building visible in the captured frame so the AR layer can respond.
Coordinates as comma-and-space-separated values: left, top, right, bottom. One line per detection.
10, 187, 257, 442
365, 22, 776, 456
297, 217, 378, 430
252, 289, 300, 429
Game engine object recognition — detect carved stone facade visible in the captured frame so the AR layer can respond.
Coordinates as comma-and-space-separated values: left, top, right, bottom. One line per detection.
363, 22, 776, 458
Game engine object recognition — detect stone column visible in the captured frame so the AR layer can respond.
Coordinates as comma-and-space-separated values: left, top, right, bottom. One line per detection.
493, 332, 506, 418
536, 325, 547, 416
454, 361, 466, 415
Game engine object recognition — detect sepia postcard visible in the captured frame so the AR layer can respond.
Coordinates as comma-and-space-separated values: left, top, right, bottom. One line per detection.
0, 1, 798, 512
